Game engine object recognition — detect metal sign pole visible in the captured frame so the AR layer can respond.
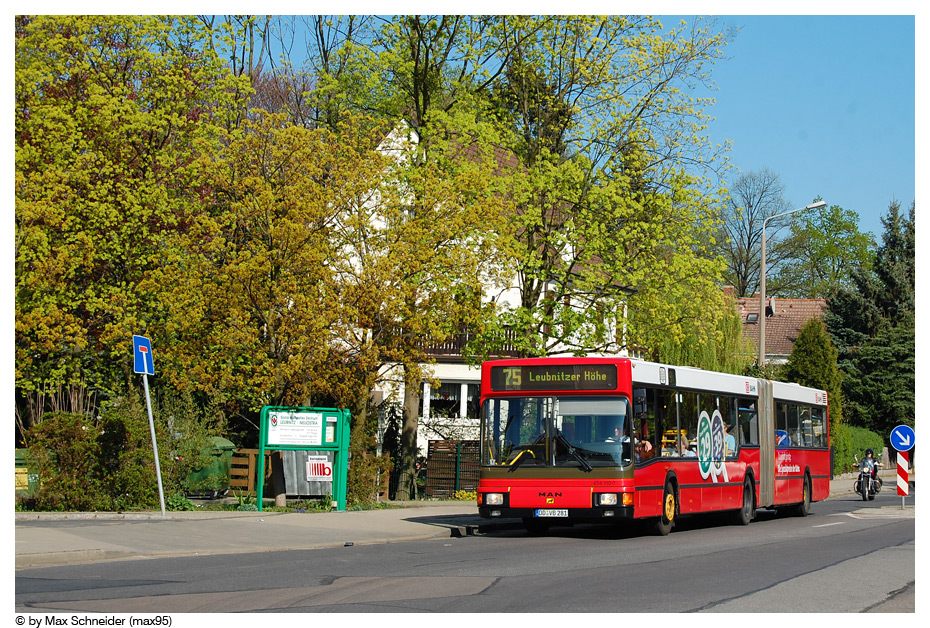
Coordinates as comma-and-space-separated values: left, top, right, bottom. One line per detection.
134, 336, 165, 517
143, 372, 166, 517
257, 407, 267, 512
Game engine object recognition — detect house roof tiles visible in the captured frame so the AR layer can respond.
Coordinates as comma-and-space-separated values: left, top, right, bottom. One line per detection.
736, 295, 826, 358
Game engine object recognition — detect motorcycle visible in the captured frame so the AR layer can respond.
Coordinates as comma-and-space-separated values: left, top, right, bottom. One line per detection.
853, 453, 883, 501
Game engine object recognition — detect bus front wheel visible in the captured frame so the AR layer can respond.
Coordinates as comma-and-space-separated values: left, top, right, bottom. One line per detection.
656, 482, 676, 536
734, 478, 754, 525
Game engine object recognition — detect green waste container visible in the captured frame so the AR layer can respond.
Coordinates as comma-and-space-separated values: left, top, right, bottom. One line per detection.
15, 449, 39, 496
185, 437, 237, 498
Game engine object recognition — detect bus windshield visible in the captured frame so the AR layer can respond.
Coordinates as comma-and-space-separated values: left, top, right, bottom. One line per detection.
481, 396, 632, 469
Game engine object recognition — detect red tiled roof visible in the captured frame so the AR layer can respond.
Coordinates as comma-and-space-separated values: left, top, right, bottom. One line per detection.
736, 295, 827, 358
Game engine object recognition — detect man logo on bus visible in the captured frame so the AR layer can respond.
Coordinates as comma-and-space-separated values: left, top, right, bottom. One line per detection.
698, 410, 728, 483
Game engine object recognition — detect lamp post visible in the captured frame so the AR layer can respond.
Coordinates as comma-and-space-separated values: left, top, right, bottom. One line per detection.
758, 200, 827, 366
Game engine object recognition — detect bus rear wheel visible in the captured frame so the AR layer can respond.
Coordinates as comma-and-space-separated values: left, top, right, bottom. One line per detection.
795, 474, 812, 516
655, 482, 676, 536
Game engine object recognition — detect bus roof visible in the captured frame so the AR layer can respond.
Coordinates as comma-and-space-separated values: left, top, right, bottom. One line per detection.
480, 357, 827, 407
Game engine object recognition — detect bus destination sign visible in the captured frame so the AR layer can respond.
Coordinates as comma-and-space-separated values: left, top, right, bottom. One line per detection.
490, 364, 618, 391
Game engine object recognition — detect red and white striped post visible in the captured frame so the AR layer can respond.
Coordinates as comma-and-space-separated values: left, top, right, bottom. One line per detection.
897, 451, 909, 508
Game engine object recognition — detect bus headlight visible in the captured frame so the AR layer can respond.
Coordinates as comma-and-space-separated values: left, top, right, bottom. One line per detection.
598, 493, 618, 506
485, 493, 504, 506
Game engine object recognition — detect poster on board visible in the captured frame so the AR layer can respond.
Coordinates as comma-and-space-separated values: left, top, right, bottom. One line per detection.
266, 410, 324, 447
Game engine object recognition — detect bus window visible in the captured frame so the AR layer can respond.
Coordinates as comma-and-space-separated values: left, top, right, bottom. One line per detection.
657, 389, 677, 455
811, 408, 825, 448
737, 399, 758, 446
786, 403, 801, 448
678, 391, 699, 457
713, 395, 737, 458
481, 397, 549, 466
633, 387, 659, 463
775, 402, 790, 447
799, 406, 813, 447
557, 397, 632, 466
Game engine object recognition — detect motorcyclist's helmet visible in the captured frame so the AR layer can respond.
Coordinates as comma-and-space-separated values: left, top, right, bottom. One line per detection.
865, 448, 874, 456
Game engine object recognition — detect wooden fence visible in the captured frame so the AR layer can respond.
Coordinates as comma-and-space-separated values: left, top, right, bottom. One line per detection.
229, 448, 270, 496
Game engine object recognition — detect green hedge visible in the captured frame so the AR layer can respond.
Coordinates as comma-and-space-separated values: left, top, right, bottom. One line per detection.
22, 409, 160, 511
832, 423, 885, 476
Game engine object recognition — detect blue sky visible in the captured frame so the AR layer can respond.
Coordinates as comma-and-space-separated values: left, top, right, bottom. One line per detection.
687, 14, 915, 240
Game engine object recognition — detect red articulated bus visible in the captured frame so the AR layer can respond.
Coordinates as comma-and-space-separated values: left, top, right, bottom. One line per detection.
476, 357, 830, 535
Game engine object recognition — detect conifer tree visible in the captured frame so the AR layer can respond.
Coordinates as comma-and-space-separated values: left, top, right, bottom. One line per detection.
825, 200, 915, 434
782, 319, 844, 432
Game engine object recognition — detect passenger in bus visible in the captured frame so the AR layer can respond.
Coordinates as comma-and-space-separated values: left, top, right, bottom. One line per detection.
635, 438, 654, 462
724, 423, 736, 456
634, 425, 655, 462
678, 436, 696, 458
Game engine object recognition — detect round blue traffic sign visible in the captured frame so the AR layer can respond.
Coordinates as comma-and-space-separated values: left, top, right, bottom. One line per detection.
890, 424, 915, 452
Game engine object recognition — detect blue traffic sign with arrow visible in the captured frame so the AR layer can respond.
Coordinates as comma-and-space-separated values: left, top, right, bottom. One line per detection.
890, 424, 915, 452
132, 335, 155, 376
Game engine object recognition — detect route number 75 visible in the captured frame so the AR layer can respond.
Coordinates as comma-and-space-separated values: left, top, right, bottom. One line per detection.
504, 367, 522, 388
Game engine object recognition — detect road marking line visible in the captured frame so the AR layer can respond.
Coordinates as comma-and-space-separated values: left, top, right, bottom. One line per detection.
813, 522, 845, 528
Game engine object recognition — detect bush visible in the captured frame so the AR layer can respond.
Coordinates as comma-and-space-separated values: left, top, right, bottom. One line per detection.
23, 391, 228, 512
167, 493, 196, 511
157, 391, 228, 496
26, 408, 159, 511
832, 423, 885, 475
26, 412, 106, 511
346, 453, 390, 507
99, 398, 162, 510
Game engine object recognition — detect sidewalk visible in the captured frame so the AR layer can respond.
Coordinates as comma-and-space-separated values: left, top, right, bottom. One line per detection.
14, 501, 491, 569
14, 469, 911, 570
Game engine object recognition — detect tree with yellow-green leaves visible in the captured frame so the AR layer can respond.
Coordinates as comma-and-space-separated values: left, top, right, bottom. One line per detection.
350, 16, 518, 498
462, 16, 735, 366
146, 106, 511, 494
15, 15, 248, 436
145, 112, 346, 411
326, 112, 513, 498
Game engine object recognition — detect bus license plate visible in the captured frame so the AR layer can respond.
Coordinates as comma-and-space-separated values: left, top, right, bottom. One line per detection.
535, 509, 568, 517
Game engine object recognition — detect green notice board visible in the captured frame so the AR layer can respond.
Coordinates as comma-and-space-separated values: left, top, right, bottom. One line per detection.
257, 406, 350, 511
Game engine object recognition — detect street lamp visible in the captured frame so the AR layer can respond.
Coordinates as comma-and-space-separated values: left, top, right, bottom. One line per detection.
758, 200, 827, 366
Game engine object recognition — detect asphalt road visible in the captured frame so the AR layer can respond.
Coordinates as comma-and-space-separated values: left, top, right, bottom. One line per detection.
15, 489, 914, 614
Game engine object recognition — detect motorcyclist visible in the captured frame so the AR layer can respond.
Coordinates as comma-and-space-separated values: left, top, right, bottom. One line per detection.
865, 447, 882, 470
861, 448, 883, 490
